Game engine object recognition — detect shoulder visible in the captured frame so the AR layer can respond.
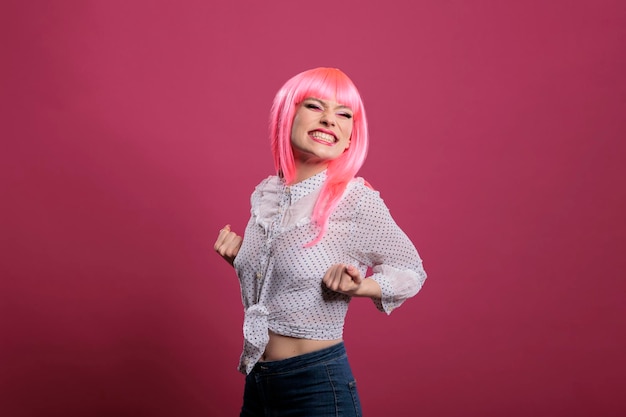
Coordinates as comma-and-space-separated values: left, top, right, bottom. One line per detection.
344, 177, 392, 216
346, 177, 381, 200
338, 177, 385, 211
250, 174, 280, 205
253, 174, 280, 192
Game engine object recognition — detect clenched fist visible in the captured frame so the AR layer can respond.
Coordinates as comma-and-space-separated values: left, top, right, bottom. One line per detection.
214, 224, 242, 266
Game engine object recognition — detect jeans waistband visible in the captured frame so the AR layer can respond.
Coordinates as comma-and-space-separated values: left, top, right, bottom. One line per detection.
253, 342, 346, 375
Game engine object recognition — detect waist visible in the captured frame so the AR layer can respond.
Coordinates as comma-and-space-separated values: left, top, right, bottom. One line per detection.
261, 331, 343, 362
255, 340, 347, 374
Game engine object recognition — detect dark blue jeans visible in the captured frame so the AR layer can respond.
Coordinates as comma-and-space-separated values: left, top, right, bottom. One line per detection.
240, 342, 362, 416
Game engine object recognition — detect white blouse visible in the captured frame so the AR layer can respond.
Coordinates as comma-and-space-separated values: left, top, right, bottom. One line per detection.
233, 170, 426, 374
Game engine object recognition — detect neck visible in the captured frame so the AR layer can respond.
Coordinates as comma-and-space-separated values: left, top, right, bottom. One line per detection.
291, 160, 328, 184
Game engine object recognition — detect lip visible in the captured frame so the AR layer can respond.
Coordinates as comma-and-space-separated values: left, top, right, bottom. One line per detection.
308, 128, 337, 145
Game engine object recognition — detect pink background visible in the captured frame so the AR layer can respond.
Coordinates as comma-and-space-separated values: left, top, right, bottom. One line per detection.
2, 0, 625, 416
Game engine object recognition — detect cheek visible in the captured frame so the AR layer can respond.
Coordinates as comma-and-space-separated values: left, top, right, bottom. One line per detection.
291, 113, 309, 135
290, 117, 300, 139
342, 122, 354, 141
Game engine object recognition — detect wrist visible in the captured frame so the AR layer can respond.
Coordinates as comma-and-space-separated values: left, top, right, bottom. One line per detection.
354, 278, 382, 299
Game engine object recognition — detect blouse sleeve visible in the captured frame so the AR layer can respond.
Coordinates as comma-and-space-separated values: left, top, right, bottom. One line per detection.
352, 185, 427, 314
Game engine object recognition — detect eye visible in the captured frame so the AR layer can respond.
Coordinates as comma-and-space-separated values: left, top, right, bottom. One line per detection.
337, 112, 353, 119
304, 102, 323, 111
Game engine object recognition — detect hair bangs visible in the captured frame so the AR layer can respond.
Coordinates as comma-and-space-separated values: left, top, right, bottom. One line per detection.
293, 68, 363, 117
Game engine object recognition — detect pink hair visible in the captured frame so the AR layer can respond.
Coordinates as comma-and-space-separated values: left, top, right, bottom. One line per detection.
269, 67, 369, 245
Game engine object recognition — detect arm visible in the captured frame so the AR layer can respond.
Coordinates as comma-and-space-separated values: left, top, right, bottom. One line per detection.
322, 185, 426, 312
352, 186, 427, 313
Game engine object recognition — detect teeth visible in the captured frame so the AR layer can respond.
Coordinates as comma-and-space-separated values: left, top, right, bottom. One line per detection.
310, 131, 335, 143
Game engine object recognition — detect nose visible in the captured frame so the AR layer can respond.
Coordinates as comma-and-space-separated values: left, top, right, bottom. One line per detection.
320, 110, 336, 126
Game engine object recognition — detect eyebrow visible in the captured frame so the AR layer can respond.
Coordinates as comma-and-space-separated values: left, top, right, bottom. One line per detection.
305, 97, 353, 111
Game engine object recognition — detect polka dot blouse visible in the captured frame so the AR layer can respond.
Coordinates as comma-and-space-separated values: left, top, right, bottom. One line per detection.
233, 170, 426, 374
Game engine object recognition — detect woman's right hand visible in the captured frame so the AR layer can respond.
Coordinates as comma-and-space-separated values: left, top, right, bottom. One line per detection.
214, 224, 242, 266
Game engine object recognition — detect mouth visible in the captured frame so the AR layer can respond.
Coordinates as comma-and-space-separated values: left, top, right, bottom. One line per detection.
309, 130, 337, 145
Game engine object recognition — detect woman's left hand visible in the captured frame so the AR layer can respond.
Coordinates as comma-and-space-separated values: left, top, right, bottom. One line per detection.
322, 264, 363, 296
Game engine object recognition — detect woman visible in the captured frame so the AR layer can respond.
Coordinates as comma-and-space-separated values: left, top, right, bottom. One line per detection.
214, 67, 426, 416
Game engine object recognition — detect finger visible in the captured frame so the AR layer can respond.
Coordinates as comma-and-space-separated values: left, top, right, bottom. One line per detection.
323, 264, 343, 290
328, 265, 354, 292
216, 241, 242, 267
223, 235, 243, 258
322, 266, 335, 288
345, 265, 362, 284
216, 233, 241, 257
214, 224, 233, 251
339, 271, 357, 292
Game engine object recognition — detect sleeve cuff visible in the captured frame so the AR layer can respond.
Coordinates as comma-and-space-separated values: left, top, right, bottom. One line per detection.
369, 264, 425, 314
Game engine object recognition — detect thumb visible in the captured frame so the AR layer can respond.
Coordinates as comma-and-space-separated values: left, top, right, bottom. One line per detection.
345, 265, 362, 284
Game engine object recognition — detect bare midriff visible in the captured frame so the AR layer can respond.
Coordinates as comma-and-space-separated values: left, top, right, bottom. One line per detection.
260, 330, 343, 362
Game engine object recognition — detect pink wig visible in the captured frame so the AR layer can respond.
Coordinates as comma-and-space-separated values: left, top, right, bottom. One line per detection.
269, 67, 369, 245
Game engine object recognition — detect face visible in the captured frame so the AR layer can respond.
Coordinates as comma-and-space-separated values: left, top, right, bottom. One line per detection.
290, 97, 354, 169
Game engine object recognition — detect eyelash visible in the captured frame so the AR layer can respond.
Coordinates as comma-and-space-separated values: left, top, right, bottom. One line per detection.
304, 103, 353, 119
